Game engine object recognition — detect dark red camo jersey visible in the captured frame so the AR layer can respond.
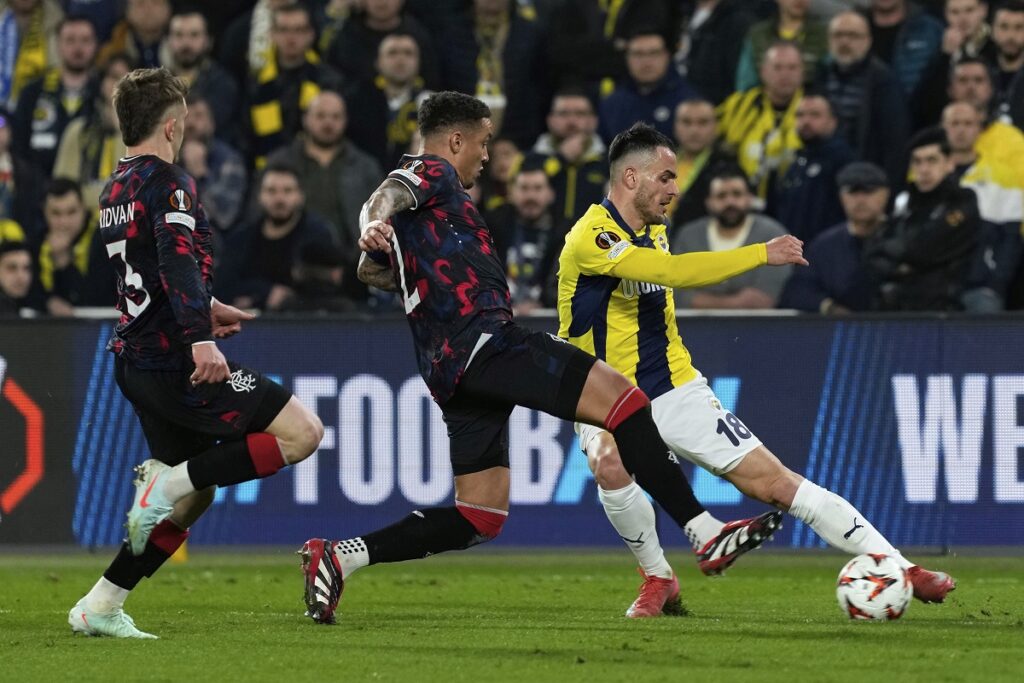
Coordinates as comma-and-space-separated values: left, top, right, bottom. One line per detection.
385, 154, 513, 403
98, 155, 214, 370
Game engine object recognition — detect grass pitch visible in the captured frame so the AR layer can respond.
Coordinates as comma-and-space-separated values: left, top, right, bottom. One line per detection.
1, 551, 1022, 682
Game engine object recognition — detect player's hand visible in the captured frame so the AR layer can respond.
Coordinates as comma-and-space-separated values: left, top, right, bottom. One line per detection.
190, 342, 230, 385
942, 27, 964, 55
211, 299, 255, 338
359, 220, 394, 253
765, 235, 809, 266
558, 132, 589, 163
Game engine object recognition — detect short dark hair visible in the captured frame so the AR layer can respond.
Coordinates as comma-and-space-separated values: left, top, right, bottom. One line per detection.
45, 177, 83, 203
994, 0, 1024, 17
608, 122, 674, 169
272, 2, 312, 29
261, 159, 302, 186
952, 56, 994, 82
799, 89, 836, 116
56, 15, 97, 37
418, 91, 491, 137
112, 67, 189, 146
907, 126, 951, 156
170, 6, 208, 29
708, 162, 752, 190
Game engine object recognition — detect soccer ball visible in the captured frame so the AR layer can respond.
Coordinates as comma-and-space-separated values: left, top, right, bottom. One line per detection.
835, 553, 912, 621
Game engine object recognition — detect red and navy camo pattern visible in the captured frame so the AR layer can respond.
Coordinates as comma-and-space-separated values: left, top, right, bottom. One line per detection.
99, 155, 214, 370
387, 154, 513, 404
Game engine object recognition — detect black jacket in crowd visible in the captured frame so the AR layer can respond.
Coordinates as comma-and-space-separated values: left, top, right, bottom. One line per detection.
864, 178, 980, 311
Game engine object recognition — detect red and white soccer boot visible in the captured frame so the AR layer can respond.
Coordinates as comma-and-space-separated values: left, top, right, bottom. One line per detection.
696, 511, 784, 576
907, 565, 956, 603
299, 538, 344, 624
625, 568, 683, 618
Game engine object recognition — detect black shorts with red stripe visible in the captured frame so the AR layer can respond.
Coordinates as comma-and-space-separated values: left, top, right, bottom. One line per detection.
114, 355, 291, 466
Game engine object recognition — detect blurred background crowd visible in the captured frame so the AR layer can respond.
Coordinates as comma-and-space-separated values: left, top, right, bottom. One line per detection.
1, 0, 1023, 317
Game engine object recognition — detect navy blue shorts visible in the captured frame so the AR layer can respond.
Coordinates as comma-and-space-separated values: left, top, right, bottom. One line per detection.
441, 323, 596, 476
114, 355, 291, 466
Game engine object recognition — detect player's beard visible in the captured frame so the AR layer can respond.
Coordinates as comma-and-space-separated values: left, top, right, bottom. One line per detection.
174, 50, 203, 70
268, 208, 299, 227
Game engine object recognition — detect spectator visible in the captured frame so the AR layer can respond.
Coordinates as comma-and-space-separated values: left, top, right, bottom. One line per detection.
942, 102, 1023, 310
944, 0, 997, 62
280, 241, 355, 313
718, 40, 804, 200
948, 57, 1024, 181
0, 108, 44, 238
216, 162, 338, 311
476, 135, 518, 212
245, 2, 343, 168
12, 15, 97, 177
51, 54, 128, 211
439, 0, 548, 148
676, 0, 757, 104
772, 92, 856, 242
672, 164, 793, 309
166, 9, 239, 141
180, 95, 248, 237
32, 177, 112, 315
735, 0, 829, 91
484, 162, 565, 312
818, 11, 911, 183
864, 128, 979, 311
324, 0, 439, 89
219, 0, 294, 86
522, 86, 608, 224
780, 161, 890, 313
868, 0, 943, 95
343, 31, 430, 172
0, 0, 64, 108
598, 30, 698, 145
549, 0, 678, 94
96, 0, 171, 69
668, 98, 735, 231
0, 229, 33, 315
990, 1, 1024, 104
265, 91, 382, 296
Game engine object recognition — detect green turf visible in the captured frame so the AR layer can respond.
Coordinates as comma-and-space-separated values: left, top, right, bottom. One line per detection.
1, 551, 1022, 682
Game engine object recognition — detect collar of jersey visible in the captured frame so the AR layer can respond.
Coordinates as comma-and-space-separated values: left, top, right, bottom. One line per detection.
600, 197, 650, 243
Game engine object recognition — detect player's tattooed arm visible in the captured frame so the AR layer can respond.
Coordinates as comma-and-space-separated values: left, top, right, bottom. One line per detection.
358, 179, 415, 254
357, 252, 399, 292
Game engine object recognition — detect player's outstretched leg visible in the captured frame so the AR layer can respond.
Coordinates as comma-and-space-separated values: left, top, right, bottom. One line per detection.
301, 468, 509, 624
126, 397, 322, 554
70, 488, 213, 638
726, 446, 956, 603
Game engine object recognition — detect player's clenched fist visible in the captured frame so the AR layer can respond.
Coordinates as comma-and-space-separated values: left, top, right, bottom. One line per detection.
765, 235, 809, 267
359, 220, 394, 253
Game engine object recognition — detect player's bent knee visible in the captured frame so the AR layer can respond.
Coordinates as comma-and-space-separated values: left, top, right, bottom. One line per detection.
455, 501, 508, 546
591, 441, 632, 489
281, 411, 324, 464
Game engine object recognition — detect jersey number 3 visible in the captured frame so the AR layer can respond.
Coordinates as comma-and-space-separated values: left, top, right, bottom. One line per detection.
106, 239, 151, 316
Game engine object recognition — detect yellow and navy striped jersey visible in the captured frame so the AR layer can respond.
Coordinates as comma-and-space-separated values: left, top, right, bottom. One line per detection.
557, 199, 766, 399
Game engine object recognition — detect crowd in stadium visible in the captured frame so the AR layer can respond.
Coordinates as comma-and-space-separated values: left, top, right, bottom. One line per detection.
1, 0, 1023, 317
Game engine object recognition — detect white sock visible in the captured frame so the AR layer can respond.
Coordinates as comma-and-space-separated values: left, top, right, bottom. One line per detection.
333, 537, 370, 578
789, 480, 912, 569
598, 482, 673, 579
684, 511, 724, 552
84, 577, 130, 613
161, 462, 196, 502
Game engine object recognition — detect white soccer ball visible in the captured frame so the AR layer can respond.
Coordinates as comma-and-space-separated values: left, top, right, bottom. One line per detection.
835, 553, 913, 621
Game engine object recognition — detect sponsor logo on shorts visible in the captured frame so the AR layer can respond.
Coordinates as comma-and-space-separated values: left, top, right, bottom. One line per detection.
595, 231, 621, 249
229, 370, 257, 393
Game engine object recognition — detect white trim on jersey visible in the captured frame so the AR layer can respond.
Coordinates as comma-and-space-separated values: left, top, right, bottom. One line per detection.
165, 211, 196, 230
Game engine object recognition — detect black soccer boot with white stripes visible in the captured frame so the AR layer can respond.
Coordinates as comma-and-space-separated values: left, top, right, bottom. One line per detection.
299, 539, 344, 624
696, 511, 783, 576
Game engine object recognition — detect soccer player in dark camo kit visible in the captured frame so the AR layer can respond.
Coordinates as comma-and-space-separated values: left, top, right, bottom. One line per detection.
68, 68, 324, 639
299, 92, 783, 624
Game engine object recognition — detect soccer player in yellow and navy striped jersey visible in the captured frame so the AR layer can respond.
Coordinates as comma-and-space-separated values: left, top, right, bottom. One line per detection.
559, 123, 957, 616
